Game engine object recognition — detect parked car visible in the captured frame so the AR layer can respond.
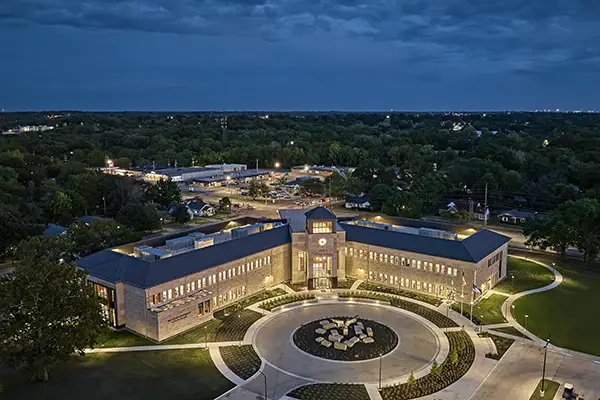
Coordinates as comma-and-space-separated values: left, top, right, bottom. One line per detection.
247, 205, 256, 210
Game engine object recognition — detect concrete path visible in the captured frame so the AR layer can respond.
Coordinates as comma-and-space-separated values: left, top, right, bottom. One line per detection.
210, 346, 246, 386
350, 279, 364, 290
87, 340, 240, 353
502, 255, 563, 345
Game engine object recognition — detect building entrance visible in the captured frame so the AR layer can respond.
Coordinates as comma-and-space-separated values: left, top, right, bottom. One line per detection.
311, 256, 332, 289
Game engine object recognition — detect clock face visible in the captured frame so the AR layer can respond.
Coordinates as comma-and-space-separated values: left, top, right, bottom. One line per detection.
318, 238, 327, 246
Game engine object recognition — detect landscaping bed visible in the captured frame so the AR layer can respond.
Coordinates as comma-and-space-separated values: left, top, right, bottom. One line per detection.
259, 294, 316, 311
357, 282, 442, 306
478, 332, 515, 360
380, 330, 475, 400
288, 383, 370, 400
336, 277, 357, 289
217, 288, 287, 315
285, 281, 307, 292
293, 317, 398, 361
339, 292, 458, 328
219, 345, 261, 380
489, 326, 529, 338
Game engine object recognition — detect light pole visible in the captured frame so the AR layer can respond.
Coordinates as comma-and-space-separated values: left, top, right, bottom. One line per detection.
238, 314, 242, 346
540, 338, 551, 397
524, 314, 529, 331
511, 274, 515, 293
204, 326, 208, 349
378, 353, 383, 389
256, 369, 268, 400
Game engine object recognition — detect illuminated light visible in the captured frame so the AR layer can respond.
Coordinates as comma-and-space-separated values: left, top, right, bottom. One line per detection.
274, 162, 280, 168
303, 165, 309, 172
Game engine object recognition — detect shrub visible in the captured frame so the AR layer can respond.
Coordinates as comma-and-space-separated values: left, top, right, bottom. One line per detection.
357, 283, 442, 306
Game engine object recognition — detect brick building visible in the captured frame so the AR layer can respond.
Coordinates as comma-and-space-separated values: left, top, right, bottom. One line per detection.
78, 206, 510, 342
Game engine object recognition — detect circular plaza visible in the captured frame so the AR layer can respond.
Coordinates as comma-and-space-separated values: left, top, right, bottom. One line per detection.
252, 301, 447, 384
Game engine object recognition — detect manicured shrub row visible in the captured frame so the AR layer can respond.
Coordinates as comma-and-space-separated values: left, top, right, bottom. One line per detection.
285, 281, 307, 292
293, 317, 398, 361
216, 288, 288, 316
288, 383, 370, 400
212, 309, 264, 342
478, 332, 515, 360
259, 294, 316, 311
357, 283, 443, 306
380, 330, 475, 400
219, 345, 261, 380
339, 292, 458, 328
336, 278, 357, 289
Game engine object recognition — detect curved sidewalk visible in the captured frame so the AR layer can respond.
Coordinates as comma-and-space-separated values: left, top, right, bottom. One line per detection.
502, 255, 563, 346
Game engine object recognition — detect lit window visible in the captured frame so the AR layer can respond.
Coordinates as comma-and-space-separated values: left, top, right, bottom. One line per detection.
448, 268, 453, 276
312, 221, 332, 233
202, 277, 206, 287
417, 281, 421, 290
369, 252, 373, 260
186, 283, 190, 293
454, 268, 458, 277
384, 254, 388, 263
174, 287, 180, 297
191, 281, 195, 291
345, 247, 348, 255
435, 264, 440, 273
441, 265, 446, 274
163, 290, 167, 300
417, 261, 421, 269
168, 289, 172, 299
268, 255, 271, 263
242, 265, 245, 273
412, 259, 416, 268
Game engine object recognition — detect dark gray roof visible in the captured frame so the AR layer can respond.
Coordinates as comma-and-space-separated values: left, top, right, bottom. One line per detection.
187, 200, 210, 210
79, 215, 108, 224
346, 196, 370, 204
343, 223, 510, 263
43, 223, 67, 237
78, 225, 291, 289
304, 206, 336, 220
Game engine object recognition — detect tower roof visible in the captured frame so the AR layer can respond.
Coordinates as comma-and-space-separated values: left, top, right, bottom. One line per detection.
304, 206, 337, 220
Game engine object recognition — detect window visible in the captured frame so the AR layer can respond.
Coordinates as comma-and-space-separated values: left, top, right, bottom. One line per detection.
369, 270, 374, 280
186, 283, 190, 293
435, 264, 440, 273
345, 247, 348, 255
448, 268, 453, 276
163, 290, 167, 300
168, 289, 173, 299
389, 275, 394, 284
379, 273, 383, 281
212, 274, 216, 284
191, 281, 195, 291
180, 285, 184, 295
150, 294, 156, 305
298, 252, 306, 271
411, 280, 416, 289
401, 257, 406, 266
268, 255, 271, 264
441, 265, 446, 274
174, 287, 180, 297
417, 260, 421, 269
424, 262, 428, 270
242, 285, 246, 295
417, 281, 421, 290
401, 277, 405, 287
453, 268, 457, 277
394, 276, 398, 285
369, 251, 373, 260
242, 265, 245, 274
312, 221, 332, 233
384, 254, 389, 263
202, 277, 206, 287
412, 259, 416, 268
428, 283, 433, 293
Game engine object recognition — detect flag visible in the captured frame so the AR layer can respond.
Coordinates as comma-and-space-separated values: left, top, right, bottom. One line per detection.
472, 283, 482, 295
461, 272, 467, 287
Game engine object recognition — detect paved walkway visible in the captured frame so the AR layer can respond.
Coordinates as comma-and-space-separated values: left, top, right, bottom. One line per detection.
350, 279, 364, 290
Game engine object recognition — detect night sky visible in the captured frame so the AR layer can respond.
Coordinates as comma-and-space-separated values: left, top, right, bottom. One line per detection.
1, 0, 599, 111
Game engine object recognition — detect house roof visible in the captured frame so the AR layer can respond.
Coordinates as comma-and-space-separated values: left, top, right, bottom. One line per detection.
79, 216, 108, 224
78, 224, 291, 289
346, 196, 370, 204
343, 223, 510, 263
304, 206, 337, 220
187, 200, 211, 210
497, 209, 536, 219
43, 223, 68, 237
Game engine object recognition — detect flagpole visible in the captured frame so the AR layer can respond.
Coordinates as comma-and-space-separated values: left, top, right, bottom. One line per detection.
460, 274, 464, 317
470, 269, 477, 324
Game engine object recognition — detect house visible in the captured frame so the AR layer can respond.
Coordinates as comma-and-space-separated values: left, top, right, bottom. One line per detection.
497, 209, 538, 224
441, 200, 489, 221
79, 216, 108, 225
345, 196, 371, 210
43, 223, 68, 237
185, 200, 216, 217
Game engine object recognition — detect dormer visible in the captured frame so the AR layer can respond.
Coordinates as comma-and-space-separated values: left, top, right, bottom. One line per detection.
304, 206, 337, 234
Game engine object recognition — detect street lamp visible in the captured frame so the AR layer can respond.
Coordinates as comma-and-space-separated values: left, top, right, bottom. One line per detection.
511, 274, 515, 293
524, 314, 529, 331
379, 353, 383, 389
238, 314, 242, 346
274, 162, 280, 168
204, 326, 208, 349
540, 338, 551, 397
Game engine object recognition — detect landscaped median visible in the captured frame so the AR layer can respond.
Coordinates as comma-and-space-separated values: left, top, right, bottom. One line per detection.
338, 291, 458, 328
259, 293, 316, 311
380, 330, 475, 400
219, 345, 261, 380
288, 383, 370, 400
529, 379, 560, 400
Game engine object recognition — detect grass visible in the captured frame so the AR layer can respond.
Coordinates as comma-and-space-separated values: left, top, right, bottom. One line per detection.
489, 326, 529, 338
529, 379, 560, 400
478, 332, 515, 360
288, 383, 370, 400
97, 289, 285, 347
452, 294, 508, 325
494, 257, 555, 294
0, 349, 234, 400
512, 261, 600, 356
219, 345, 261, 380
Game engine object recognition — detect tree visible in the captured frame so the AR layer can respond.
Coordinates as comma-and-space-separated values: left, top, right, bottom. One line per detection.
116, 202, 162, 232
248, 181, 269, 199
219, 196, 232, 213
44, 190, 74, 225
407, 370, 416, 385
67, 219, 140, 257
382, 191, 424, 219
0, 258, 105, 381
523, 216, 572, 257
430, 360, 441, 377
171, 204, 191, 224
145, 178, 181, 208
449, 347, 459, 365
368, 184, 394, 212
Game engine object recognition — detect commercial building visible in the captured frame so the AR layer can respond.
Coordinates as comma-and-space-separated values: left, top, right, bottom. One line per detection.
78, 207, 510, 342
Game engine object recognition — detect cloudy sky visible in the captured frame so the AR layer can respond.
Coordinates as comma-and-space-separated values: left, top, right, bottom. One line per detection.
1, 0, 599, 111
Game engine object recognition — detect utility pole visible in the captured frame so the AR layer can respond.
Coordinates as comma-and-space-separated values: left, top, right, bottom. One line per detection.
484, 182, 488, 227
256, 158, 259, 172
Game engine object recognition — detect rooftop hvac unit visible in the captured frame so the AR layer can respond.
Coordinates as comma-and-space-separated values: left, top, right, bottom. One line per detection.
166, 235, 195, 250
354, 219, 392, 230
133, 245, 171, 261
418, 227, 458, 240
194, 237, 214, 249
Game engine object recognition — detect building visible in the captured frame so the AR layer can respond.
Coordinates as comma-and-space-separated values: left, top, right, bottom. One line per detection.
497, 209, 538, 224
78, 207, 510, 342
185, 200, 216, 217
204, 164, 247, 173
345, 196, 371, 210
144, 167, 220, 183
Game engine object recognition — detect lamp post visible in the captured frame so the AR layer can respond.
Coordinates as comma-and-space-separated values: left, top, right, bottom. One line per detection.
379, 353, 383, 389
540, 338, 551, 397
524, 314, 529, 331
204, 326, 208, 349
511, 274, 515, 293
238, 314, 242, 346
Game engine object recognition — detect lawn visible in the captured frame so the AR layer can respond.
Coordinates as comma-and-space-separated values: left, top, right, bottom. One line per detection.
489, 326, 529, 339
453, 293, 507, 325
512, 262, 600, 356
478, 332, 515, 360
494, 257, 555, 294
0, 349, 234, 400
529, 379, 560, 400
